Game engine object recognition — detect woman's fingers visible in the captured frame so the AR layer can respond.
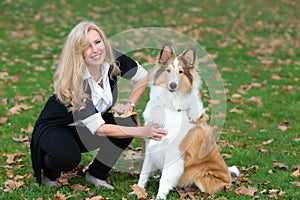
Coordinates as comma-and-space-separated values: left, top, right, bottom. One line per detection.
112, 104, 131, 114
146, 122, 167, 140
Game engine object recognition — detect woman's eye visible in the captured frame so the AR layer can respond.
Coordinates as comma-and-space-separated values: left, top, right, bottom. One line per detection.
96, 40, 102, 44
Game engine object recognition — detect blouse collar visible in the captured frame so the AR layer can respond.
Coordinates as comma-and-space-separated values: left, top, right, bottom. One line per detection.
83, 62, 110, 81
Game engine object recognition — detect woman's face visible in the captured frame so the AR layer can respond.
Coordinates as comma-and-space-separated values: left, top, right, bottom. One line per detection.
82, 29, 106, 67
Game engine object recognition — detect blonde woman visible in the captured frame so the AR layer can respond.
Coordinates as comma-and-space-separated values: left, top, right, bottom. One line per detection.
30, 21, 167, 188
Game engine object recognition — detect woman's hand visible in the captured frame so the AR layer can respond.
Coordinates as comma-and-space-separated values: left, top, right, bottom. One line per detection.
112, 103, 133, 115
143, 123, 167, 141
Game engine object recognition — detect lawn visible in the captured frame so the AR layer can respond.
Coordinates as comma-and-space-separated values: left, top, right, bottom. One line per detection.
0, 0, 299, 199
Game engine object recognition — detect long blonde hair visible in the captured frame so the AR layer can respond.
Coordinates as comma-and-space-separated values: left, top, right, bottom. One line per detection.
54, 21, 120, 112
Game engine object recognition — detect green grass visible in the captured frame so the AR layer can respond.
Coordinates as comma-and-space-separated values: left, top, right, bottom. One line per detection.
1, 0, 300, 199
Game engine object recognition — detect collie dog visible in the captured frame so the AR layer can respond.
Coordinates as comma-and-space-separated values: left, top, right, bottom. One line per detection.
179, 113, 239, 197
136, 44, 205, 199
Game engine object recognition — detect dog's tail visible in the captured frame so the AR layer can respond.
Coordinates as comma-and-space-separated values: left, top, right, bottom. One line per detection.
228, 166, 240, 182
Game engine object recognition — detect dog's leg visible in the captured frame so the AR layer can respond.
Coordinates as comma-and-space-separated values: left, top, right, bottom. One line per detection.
155, 159, 184, 200
137, 154, 155, 188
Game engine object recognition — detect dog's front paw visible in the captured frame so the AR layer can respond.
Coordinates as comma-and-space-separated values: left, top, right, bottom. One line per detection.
155, 194, 167, 200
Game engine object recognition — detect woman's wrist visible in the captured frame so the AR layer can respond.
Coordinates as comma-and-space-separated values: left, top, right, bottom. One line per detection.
126, 101, 135, 111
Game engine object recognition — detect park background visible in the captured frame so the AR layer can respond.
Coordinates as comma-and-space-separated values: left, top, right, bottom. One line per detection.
0, 0, 299, 199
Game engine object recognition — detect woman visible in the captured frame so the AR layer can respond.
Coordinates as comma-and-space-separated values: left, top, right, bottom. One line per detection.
30, 21, 167, 188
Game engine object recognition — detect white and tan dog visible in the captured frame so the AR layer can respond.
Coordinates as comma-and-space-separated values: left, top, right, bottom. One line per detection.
136, 44, 205, 199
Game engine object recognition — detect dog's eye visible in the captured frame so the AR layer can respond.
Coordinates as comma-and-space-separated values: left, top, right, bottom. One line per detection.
166, 69, 171, 73
179, 70, 183, 74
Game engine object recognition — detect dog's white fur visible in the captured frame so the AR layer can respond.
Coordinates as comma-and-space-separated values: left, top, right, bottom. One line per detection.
137, 44, 205, 199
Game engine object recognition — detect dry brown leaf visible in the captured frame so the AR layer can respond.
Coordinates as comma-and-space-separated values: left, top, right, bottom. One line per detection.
291, 165, 300, 177
293, 138, 300, 142
54, 191, 66, 200
271, 74, 282, 80
5, 103, 33, 116
176, 187, 202, 200
31, 95, 43, 102
230, 106, 243, 114
0, 117, 8, 124
259, 147, 269, 153
232, 94, 242, 98
20, 123, 34, 133
35, 66, 46, 71
273, 160, 288, 170
85, 196, 107, 200
6, 170, 14, 178
291, 169, 300, 177
131, 184, 148, 200
235, 186, 258, 196
222, 153, 232, 158
4, 180, 24, 192
268, 169, 276, 174
71, 184, 90, 192
12, 135, 30, 143
278, 124, 288, 132
290, 182, 300, 186
263, 139, 274, 145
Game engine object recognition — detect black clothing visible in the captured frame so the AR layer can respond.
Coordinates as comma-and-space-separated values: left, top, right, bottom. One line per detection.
30, 51, 139, 184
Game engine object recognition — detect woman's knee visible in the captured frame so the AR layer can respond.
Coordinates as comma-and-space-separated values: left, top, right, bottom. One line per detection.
44, 151, 81, 171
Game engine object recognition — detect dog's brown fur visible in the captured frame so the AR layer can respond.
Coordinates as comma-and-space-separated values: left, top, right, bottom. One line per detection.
178, 114, 231, 195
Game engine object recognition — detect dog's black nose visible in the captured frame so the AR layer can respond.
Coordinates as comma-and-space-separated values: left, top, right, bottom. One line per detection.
169, 82, 177, 90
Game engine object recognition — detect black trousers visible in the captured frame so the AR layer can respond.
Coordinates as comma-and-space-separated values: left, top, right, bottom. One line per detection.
40, 112, 136, 181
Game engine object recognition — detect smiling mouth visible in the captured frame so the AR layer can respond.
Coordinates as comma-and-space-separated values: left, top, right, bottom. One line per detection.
91, 54, 101, 59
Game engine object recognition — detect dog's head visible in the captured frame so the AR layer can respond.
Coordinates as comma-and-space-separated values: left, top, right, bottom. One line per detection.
152, 44, 199, 95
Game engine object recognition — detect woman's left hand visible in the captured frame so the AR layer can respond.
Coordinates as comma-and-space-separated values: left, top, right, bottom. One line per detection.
112, 103, 133, 115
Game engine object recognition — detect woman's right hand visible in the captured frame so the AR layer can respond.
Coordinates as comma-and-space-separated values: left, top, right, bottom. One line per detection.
143, 123, 167, 141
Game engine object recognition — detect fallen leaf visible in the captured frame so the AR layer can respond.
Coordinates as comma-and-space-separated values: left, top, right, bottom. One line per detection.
262, 138, 274, 145
31, 95, 43, 102
291, 165, 300, 177
5, 104, 33, 116
273, 160, 288, 170
271, 74, 282, 80
20, 123, 34, 133
71, 184, 90, 192
235, 186, 258, 196
268, 169, 276, 174
4, 180, 24, 192
35, 66, 46, 71
230, 106, 243, 114
278, 124, 288, 132
232, 94, 242, 98
54, 191, 66, 200
290, 182, 300, 186
0, 117, 8, 124
131, 184, 148, 200
291, 169, 300, 177
15, 95, 28, 103
85, 196, 107, 200
259, 147, 269, 153
6, 170, 14, 178
12, 135, 29, 143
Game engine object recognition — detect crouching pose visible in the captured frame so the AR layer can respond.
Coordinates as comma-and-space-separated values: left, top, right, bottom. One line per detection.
30, 21, 167, 188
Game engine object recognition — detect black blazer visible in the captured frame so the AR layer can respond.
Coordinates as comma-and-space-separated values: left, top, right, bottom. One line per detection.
30, 50, 139, 184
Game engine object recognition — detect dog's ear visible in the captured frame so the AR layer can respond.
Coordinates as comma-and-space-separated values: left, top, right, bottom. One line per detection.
182, 48, 196, 68
159, 44, 174, 64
